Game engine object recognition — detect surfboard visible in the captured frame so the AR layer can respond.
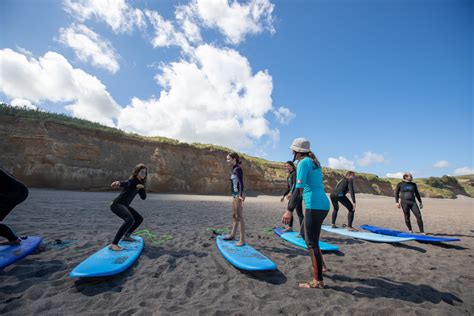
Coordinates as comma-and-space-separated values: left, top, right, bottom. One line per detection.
273, 227, 339, 251
215, 235, 277, 271
321, 225, 414, 243
360, 225, 460, 242
70, 236, 144, 278
0, 236, 42, 270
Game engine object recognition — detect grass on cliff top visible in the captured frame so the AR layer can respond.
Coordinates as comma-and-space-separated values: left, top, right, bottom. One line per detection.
0, 103, 279, 166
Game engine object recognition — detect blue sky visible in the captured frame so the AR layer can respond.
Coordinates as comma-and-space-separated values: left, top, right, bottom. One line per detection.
0, 0, 472, 178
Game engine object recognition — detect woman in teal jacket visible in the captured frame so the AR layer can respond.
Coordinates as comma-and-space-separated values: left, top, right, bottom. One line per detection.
282, 138, 330, 289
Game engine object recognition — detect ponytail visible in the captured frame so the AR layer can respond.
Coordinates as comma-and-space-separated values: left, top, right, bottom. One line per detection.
307, 151, 321, 168
228, 152, 242, 165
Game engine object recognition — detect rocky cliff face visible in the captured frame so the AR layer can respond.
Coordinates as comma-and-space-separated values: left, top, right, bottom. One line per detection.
0, 111, 394, 196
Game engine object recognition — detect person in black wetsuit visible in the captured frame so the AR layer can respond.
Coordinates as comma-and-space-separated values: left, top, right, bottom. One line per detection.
109, 163, 147, 251
395, 172, 425, 234
330, 171, 357, 230
280, 161, 303, 232
0, 168, 28, 245
224, 152, 246, 246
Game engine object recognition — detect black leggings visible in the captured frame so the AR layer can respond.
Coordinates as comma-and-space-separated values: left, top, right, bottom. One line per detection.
300, 209, 329, 282
330, 195, 355, 227
401, 200, 424, 233
110, 203, 143, 245
0, 185, 28, 241
288, 196, 304, 228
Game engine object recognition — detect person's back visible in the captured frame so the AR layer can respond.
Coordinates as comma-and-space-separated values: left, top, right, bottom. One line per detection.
297, 157, 329, 210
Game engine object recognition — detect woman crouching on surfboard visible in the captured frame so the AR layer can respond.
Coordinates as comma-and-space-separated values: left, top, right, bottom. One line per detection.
282, 138, 330, 289
224, 152, 246, 247
109, 163, 147, 251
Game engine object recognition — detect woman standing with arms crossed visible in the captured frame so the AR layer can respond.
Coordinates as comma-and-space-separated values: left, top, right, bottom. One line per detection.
280, 161, 304, 232
282, 138, 330, 289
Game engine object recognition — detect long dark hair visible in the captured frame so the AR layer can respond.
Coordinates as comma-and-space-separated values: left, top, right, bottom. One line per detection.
228, 152, 242, 165
299, 151, 321, 168
285, 161, 296, 172
130, 163, 147, 184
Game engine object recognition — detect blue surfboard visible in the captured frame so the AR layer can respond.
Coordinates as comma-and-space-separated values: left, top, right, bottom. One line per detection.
0, 236, 42, 270
70, 236, 144, 278
321, 225, 414, 243
360, 225, 461, 243
216, 235, 277, 271
274, 227, 339, 251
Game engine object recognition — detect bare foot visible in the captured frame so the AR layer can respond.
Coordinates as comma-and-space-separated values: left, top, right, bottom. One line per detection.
236, 241, 246, 247
322, 267, 330, 272
331, 224, 337, 228
283, 227, 293, 232
109, 244, 124, 251
299, 280, 325, 289
347, 227, 358, 232
0, 239, 21, 246
223, 235, 235, 241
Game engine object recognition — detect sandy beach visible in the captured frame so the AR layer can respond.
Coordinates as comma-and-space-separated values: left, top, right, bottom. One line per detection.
0, 189, 473, 315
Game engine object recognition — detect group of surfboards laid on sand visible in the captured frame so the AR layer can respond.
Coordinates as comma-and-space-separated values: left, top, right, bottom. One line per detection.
0, 138, 461, 288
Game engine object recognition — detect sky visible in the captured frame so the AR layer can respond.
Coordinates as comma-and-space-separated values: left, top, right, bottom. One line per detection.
0, 0, 472, 178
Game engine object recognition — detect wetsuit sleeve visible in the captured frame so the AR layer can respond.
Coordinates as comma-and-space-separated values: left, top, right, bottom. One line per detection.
282, 175, 291, 197
395, 182, 401, 203
237, 167, 244, 197
349, 179, 356, 203
287, 188, 301, 212
295, 159, 309, 189
120, 180, 131, 188
138, 187, 146, 200
290, 171, 297, 193
414, 183, 422, 204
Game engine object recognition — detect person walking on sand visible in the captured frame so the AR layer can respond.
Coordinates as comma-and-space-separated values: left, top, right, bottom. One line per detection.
109, 163, 147, 251
330, 171, 357, 231
280, 161, 304, 232
395, 172, 425, 234
282, 138, 330, 289
0, 168, 28, 245
224, 152, 246, 247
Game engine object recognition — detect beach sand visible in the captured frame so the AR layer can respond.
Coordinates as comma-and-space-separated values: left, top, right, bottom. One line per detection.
0, 189, 473, 315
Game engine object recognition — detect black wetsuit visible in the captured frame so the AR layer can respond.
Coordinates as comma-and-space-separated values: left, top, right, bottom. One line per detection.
0, 168, 28, 241
330, 178, 356, 227
110, 178, 146, 245
283, 170, 303, 228
395, 181, 424, 232
230, 165, 245, 198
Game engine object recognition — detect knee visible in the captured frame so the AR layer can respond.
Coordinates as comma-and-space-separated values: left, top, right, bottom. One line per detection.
125, 215, 135, 226
135, 214, 143, 225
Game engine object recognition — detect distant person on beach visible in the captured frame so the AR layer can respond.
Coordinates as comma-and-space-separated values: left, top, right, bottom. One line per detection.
330, 171, 357, 231
280, 161, 304, 232
224, 152, 246, 247
109, 163, 147, 251
281, 138, 330, 289
0, 168, 28, 245
395, 172, 425, 234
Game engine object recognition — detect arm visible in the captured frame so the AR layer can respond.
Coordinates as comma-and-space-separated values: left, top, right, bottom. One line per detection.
287, 188, 302, 212
414, 183, 422, 204
138, 187, 146, 200
349, 179, 356, 204
237, 167, 245, 198
395, 183, 401, 203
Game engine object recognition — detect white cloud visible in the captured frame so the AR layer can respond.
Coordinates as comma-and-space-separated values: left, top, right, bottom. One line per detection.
58, 24, 120, 73
433, 160, 450, 168
357, 151, 385, 167
386, 172, 404, 178
273, 106, 295, 125
10, 98, 37, 110
145, 10, 192, 53
0, 48, 121, 126
180, 0, 275, 45
63, 0, 145, 33
453, 167, 474, 176
328, 156, 356, 170
117, 44, 278, 150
